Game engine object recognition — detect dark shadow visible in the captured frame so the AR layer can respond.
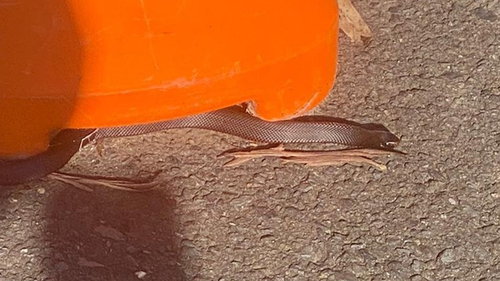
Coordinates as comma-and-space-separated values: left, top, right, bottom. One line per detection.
1, 3, 186, 280
0, 0, 83, 153
0, 185, 23, 221
44, 187, 185, 281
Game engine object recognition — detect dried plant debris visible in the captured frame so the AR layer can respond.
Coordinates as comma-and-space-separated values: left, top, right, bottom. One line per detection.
224, 144, 400, 171
338, 0, 373, 44
49, 144, 399, 191
48, 172, 158, 192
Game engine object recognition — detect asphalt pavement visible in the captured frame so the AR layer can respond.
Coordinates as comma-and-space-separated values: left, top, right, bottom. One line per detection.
0, 0, 499, 280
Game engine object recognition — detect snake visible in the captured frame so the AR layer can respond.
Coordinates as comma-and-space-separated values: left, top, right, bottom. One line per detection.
0, 106, 400, 185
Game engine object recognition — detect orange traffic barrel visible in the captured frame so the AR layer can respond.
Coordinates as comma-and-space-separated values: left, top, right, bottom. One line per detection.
0, 0, 339, 158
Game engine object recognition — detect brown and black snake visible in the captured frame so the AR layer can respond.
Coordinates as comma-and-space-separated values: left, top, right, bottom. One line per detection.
0, 106, 400, 185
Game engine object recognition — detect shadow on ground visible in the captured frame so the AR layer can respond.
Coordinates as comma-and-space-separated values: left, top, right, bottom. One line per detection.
43, 186, 185, 281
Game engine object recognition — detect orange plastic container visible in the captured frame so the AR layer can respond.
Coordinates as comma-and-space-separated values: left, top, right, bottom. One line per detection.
0, 0, 339, 158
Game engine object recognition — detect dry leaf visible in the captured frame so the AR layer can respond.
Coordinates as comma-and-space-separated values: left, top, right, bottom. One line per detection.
224, 145, 399, 171
338, 0, 373, 44
48, 172, 158, 192
282, 155, 387, 171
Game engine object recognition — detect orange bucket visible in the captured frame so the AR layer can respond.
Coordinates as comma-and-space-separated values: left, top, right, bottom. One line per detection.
0, 0, 339, 158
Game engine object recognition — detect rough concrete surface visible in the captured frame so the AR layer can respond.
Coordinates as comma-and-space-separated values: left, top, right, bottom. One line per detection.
1, 0, 499, 280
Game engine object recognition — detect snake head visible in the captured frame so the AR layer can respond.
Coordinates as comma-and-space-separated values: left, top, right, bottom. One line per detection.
377, 131, 401, 150
363, 129, 400, 150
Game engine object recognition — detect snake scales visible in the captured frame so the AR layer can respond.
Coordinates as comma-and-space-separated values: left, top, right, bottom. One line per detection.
0, 106, 399, 185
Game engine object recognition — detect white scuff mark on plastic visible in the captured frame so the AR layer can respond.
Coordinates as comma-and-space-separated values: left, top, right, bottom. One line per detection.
293, 91, 322, 117
229, 61, 241, 77
142, 75, 154, 82
84, 24, 120, 45
84, 71, 220, 96
61, 95, 95, 124
81, 75, 207, 96
138, 0, 160, 70
94, 24, 119, 37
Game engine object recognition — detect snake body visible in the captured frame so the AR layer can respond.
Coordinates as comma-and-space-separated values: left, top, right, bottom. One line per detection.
0, 129, 95, 186
0, 106, 400, 185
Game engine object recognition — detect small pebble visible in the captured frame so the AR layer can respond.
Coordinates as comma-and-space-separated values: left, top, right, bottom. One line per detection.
448, 198, 457, 205
135, 271, 147, 279
37, 188, 46, 194
440, 248, 457, 264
